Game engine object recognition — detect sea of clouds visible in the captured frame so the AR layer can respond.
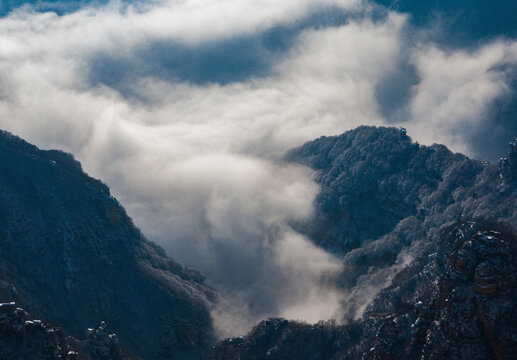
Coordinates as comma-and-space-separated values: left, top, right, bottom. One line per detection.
0, 0, 516, 337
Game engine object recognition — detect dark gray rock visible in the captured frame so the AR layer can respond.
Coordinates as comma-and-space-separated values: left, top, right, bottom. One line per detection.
0, 302, 70, 360
0, 302, 144, 360
85, 321, 122, 360
499, 138, 517, 184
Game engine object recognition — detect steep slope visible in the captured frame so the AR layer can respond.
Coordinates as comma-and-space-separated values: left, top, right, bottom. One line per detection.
0, 130, 217, 360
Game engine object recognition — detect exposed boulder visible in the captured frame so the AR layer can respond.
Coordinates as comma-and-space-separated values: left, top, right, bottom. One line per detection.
499, 138, 517, 183
86, 322, 122, 360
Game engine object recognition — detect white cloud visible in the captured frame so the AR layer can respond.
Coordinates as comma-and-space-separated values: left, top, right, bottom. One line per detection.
0, 0, 393, 334
0, 0, 361, 59
1, 0, 517, 336
274, 231, 344, 323
406, 41, 517, 154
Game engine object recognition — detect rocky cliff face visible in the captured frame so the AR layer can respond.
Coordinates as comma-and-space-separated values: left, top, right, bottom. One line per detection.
0, 302, 74, 360
0, 130, 217, 360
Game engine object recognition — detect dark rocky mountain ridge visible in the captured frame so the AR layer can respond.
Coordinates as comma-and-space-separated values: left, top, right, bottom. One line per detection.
286, 126, 517, 255
0, 129, 217, 360
285, 126, 517, 318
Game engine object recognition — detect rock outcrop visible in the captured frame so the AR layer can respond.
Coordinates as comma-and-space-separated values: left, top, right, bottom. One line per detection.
85, 322, 122, 360
499, 138, 517, 183
0, 130, 218, 360
0, 302, 71, 360
0, 302, 144, 360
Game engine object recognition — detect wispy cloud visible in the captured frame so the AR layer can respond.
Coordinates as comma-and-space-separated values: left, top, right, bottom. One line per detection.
406, 41, 517, 157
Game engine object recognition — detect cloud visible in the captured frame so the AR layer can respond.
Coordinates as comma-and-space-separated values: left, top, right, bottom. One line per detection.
211, 229, 344, 338
0, 0, 114, 16
0, 0, 517, 336
0, 0, 385, 335
405, 41, 517, 157
0, 0, 361, 59
273, 231, 344, 322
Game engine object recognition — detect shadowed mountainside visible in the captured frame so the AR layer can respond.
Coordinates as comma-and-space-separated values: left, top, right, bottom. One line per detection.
0, 130, 217, 360
286, 126, 517, 254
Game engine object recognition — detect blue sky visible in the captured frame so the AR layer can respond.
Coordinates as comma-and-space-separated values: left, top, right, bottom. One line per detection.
0, 0, 118, 16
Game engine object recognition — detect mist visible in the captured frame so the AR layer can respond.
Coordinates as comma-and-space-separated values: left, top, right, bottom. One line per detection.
0, 0, 516, 336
